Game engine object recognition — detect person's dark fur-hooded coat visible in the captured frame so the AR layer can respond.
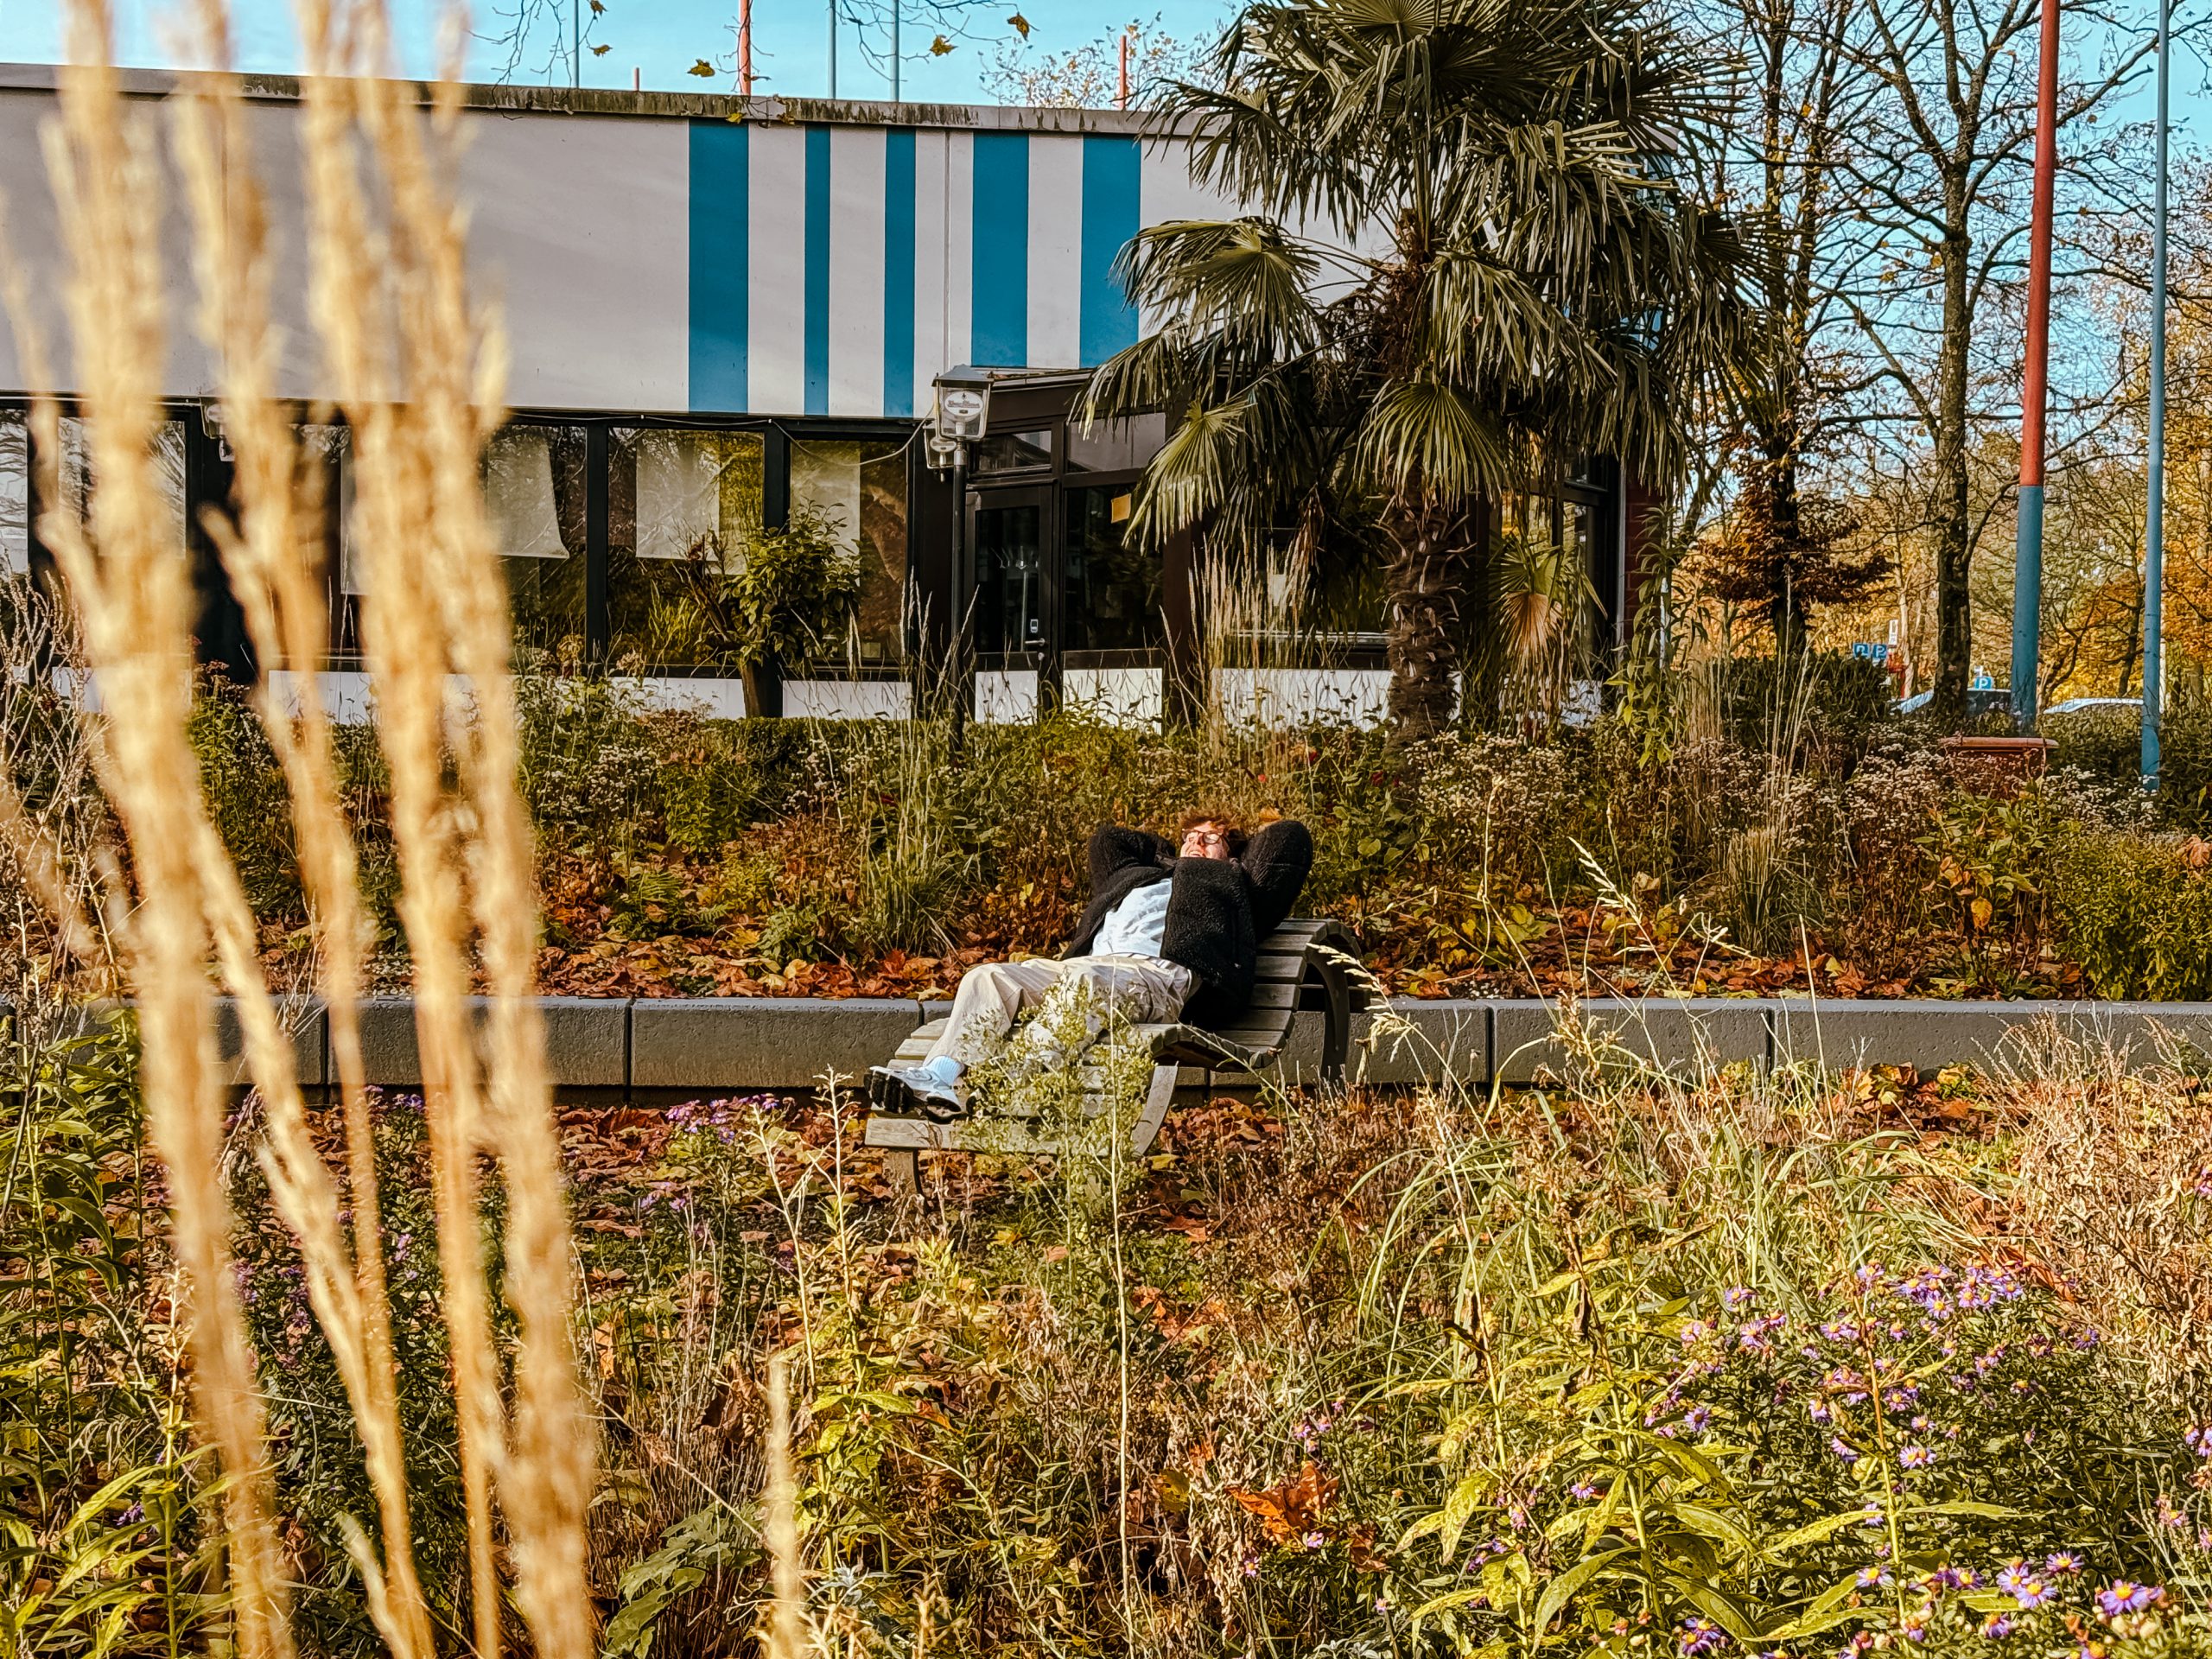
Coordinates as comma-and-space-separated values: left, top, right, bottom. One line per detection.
1063, 820, 1313, 1026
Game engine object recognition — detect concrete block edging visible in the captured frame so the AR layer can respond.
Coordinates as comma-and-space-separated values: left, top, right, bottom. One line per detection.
21, 995, 2212, 1095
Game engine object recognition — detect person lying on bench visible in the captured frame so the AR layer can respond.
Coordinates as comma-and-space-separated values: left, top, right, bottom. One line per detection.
870, 810, 1313, 1117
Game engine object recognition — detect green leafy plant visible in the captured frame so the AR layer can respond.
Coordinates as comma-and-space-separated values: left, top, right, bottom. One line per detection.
2050, 828, 2212, 999
721, 507, 861, 714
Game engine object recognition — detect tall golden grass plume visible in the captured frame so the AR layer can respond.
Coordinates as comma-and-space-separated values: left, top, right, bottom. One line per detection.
13, 6, 295, 1656
3, 3, 600, 1655
300, 6, 596, 1655
168, 5, 435, 1652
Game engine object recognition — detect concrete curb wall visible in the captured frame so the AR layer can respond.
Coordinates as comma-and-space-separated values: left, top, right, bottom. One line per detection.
22, 995, 2212, 1096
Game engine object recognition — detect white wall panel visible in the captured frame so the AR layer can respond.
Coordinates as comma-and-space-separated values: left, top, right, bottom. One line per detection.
910, 130, 952, 397
744, 123, 809, 416
826, 125, 887, 417
937, 130, 974, 379
460, 111, 688, 411
0, 90, 211, 398
1026, 133, 1085, 372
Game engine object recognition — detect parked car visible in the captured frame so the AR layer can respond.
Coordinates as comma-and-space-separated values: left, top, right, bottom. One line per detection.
1892, 687, 2015, 717
2043, 696, 2140, 717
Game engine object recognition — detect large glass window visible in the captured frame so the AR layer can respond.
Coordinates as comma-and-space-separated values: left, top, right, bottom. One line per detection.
1063, 484, 1161, 654
0, 415, 27, 575
482, 423, 588, 657
608, 427, 765, 669
1065, 413, 1165, 474
51, 415, 188, 556
791, 437, 908, 667
973, 428, 1052, 475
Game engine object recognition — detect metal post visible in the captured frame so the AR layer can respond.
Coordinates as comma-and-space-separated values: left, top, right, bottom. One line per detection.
892, 0, 901, 101
2011, 0, 2060, 726
950, 448, 972, 749
828, 0, 838, 96
740, 0, 753, 95
2145, 0, 2170, 788
572, 0, 581, 87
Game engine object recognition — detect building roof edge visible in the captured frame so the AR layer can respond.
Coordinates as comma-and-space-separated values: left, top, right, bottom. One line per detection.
0, 61, 1183, 136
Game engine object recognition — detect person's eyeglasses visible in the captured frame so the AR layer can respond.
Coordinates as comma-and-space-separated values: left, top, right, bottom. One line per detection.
1186, 830, 1228, 846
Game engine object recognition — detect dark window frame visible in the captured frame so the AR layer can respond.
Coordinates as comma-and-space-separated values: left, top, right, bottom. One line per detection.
0, 397, 921, 694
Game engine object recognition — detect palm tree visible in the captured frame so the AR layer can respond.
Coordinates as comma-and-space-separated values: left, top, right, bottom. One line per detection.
1087, 0, 1751, 736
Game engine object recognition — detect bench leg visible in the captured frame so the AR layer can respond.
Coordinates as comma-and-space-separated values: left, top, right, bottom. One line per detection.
1320, 974, 1351, 1084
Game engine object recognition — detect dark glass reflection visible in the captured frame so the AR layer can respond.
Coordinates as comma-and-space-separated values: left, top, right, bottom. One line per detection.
973, 428, 1052, 474
975, 500, 1045, 656
1063, 486, 1162, 653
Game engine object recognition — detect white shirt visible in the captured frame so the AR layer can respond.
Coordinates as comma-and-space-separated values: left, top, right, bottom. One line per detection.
1090, 876, 1172, 960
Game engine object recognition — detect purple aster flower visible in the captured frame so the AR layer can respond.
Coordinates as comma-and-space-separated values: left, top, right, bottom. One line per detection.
2096, 1582, 2159, 1618
1981, 1617, 2017, 1639
1570, 1481, 1602, 1501
1301, 1530, 1325, 1550
1996, 1564, 2054, 1610
1684, 1406, 1713, 1433
1724, 1287, 1755, 1310
1680, 1319, 1716, 1345
1829, 1437, 1860, 1465
1855, 1566, 1893, 1589
2045, 1554, 2082, 1576
2186, 1427, 2212, 1459
1680, 1618, 1729, 1656
1898, 1445, 1934, 1471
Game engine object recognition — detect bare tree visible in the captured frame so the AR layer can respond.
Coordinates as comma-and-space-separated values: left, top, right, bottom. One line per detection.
1837, 0, 2153, 716
982, 16, 1205, 109
1697, 0, 1891, 652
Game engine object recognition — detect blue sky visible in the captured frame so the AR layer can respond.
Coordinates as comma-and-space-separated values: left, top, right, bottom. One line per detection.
0, 0, 1238, 103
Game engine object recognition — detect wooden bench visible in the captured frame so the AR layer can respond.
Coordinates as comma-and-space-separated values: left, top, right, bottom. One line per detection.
864, 918, 1363, 1197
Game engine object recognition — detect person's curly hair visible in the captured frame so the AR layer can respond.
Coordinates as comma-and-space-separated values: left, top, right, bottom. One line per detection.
1179, 809, 1249, 857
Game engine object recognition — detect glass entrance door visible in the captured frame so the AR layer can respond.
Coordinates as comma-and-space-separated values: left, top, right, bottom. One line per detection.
967, 477, 1167, 721
973, 487, 1051, 664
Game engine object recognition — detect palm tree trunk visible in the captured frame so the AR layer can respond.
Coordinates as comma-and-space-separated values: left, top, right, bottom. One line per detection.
1382, 496, 1471, 738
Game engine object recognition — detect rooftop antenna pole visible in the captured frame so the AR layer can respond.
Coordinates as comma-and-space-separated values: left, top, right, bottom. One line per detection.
740, 0, 754, 94
2145, 0, 2171, 788
828, 0, 838, 96
893, 0, 901, 100
2009, 0, 2059, 727
1117, 30, 1129, 109
571, 0, 582, 86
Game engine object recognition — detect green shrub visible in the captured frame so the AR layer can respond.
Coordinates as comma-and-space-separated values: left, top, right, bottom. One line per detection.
2051, 827, 2212, 999
1713, 650, 1898, 753
188, 678, 304, 922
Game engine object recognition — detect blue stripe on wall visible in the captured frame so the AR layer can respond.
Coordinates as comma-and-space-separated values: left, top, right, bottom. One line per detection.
688, 120, 749, 412
970, 131, 1029, 368
804, 127, 833, 416
883, 130, 917, 417
1080, 137, 1141, 367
